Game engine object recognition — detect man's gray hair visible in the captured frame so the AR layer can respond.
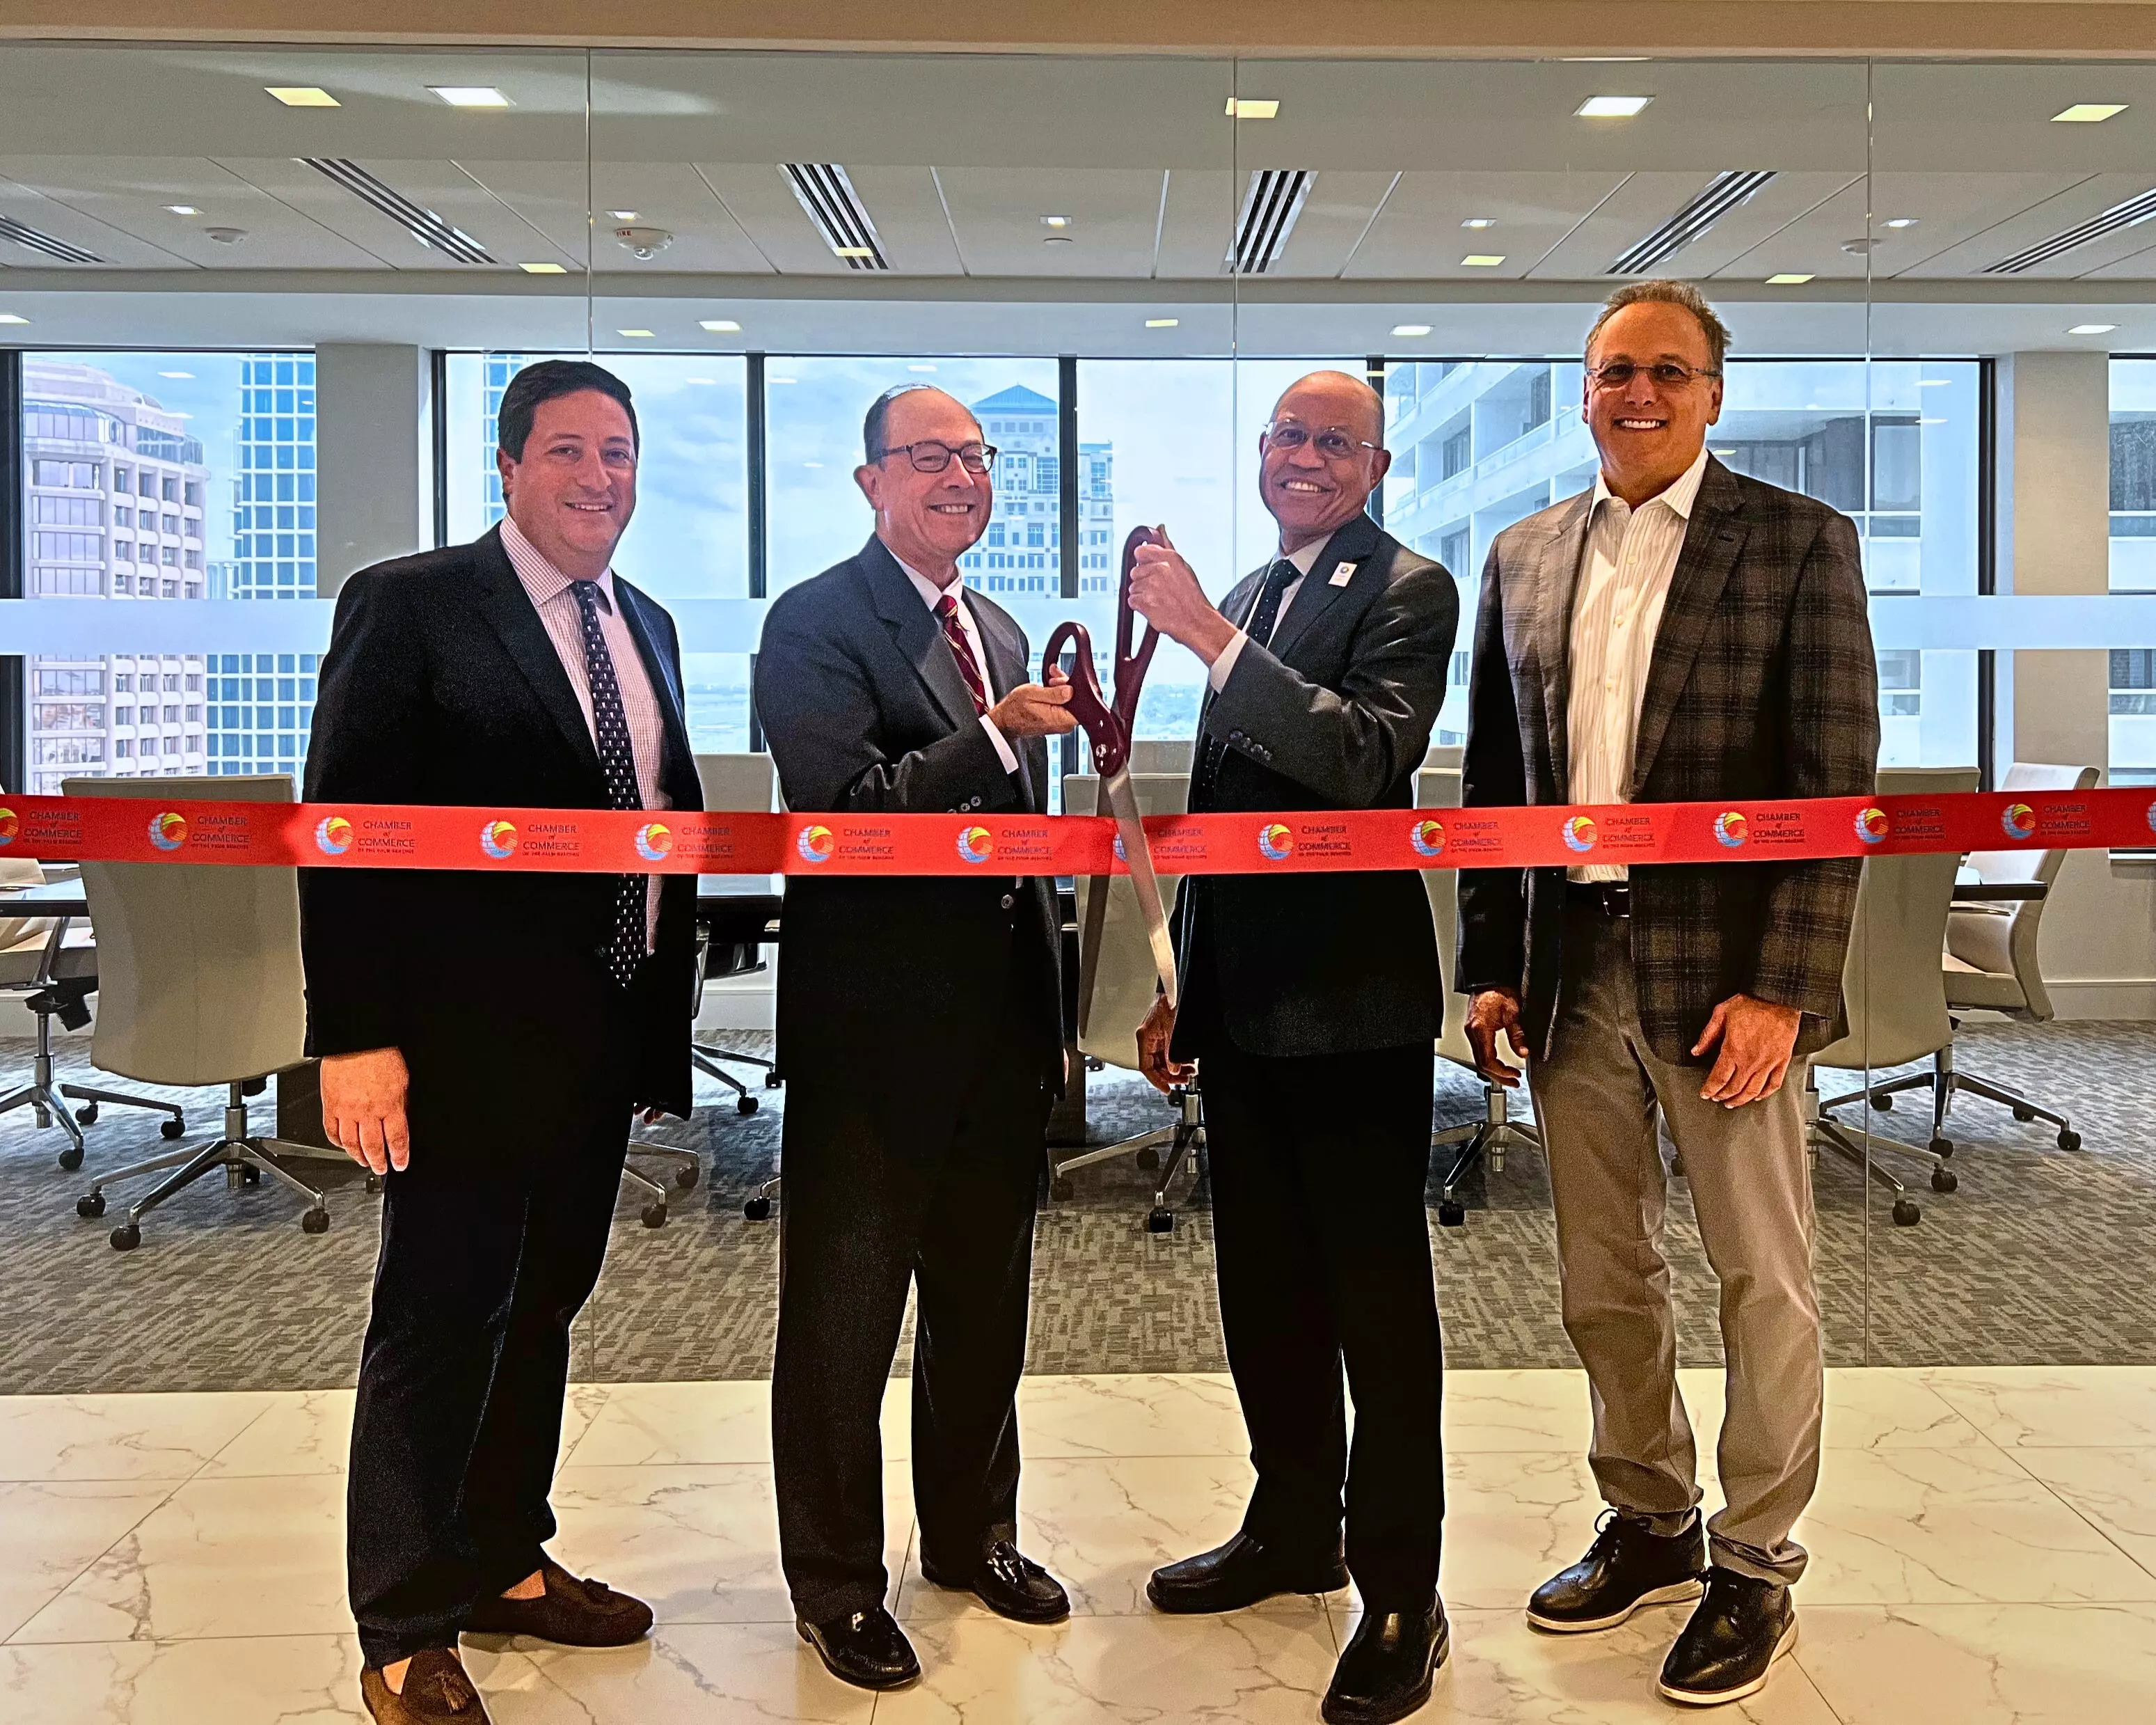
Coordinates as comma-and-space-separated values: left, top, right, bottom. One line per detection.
1585, 279, 1732, 372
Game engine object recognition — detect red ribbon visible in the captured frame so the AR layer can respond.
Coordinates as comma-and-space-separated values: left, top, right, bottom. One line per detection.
0, 787, 2146, 876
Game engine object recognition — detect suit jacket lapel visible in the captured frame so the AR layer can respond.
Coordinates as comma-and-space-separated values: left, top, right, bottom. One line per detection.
1535, 493, 1594, 801
1629, 460, 1750, 795
1267, 514, 1380, 664
859, 536, 976, 732
472, 526, 603, 782
1196, 566, 1265, 734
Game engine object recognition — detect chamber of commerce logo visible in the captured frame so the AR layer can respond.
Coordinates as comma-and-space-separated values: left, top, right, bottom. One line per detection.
1562, 814, 1598, 853
1409, 818, 1445, 858
0, 808, 16, 848
1111, 829, 1127, 863
314, 816, 354, 856
795, 824, 834, 864
957, 825, 995, 865
2001, 802, 2038, 840
1713, 810, 1749, 849
2147, 800, 2156, 837
1855, 806, 1889, 844
634, 821, 673, 862
479, 819, 518, 860
148, 811, 189, 852
1258, 822, 1295, 861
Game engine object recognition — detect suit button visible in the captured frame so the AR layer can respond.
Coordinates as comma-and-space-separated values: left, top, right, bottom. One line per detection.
1000, 892, 1015, 910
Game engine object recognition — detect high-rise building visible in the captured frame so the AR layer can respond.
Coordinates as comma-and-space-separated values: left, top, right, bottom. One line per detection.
960, 384, 1114, 596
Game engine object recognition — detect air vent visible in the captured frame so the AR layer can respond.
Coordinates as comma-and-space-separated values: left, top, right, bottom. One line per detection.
300, 159, 496, 265
1227, 168, 1315, 275
1986, 185, 2156, 274
782, 164, 888, 270
0, 215, 100, 265
1609, 170, 1776, 276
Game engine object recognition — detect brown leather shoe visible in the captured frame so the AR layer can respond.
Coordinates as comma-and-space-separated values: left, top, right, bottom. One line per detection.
360, 1648, 491, 1723
462, 1554, 654, 1647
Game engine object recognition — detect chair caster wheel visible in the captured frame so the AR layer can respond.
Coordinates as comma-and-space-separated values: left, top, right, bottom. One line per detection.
765, 1072, 782, 1089
1873, 1093, 1894, 1111
301, 1208, 331, 1234
110, 1224, 140, 1252
1135, 1145, 1159, 1171
241, 1165, 262, 1186
1931, 1167, 1958, 1194
1892, 1198, 1921, 1227
641, 1202, 667, 1229
744, 1196, 772, 1222
1146, 1207, 1173, 1234
365, 1175, 382, 1195
1438, 1200, 1466, 1228
1049, 1176, 1075, 1202
57, 1144, 84, 1172
674, 1165, 702, 1192
737, 1095, 758, 1116
78, 1192, 105, 1220
161, 1117, 185, 1140
1928, 1136, 1953, 1158
2011, 1105, 2034, 1122
1670, 1156, 1686, 1178
74, 1102, 99, 1126
2059, 1129, 2082, 1151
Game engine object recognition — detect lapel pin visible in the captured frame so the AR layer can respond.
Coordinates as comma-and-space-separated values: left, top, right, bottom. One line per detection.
1328, 560, 1358, 588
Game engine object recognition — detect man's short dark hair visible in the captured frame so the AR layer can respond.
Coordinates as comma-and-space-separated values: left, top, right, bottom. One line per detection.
862, 381, 946, 465
497, 359, 639, 462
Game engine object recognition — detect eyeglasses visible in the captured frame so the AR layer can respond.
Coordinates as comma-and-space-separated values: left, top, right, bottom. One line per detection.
1264, 421, 1381, 460
873, 439, 998, 474
1587, 361, 1722, 391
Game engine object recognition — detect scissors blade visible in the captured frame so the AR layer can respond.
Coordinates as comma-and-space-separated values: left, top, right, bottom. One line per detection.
1075, 775, 1115, 1039
1102, 766, 1179, 1009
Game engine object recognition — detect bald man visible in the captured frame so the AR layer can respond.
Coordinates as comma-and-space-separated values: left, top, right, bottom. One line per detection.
1128, 372, 1459, 1724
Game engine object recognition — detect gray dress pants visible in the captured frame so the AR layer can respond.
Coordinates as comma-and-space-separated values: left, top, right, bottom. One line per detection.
1526, 901, 1822, 1586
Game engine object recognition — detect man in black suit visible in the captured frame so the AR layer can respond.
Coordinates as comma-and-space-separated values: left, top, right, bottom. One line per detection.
303, 361, 700, 1725
1129, 370, 1459, 1725
752, 384, 1075, 1692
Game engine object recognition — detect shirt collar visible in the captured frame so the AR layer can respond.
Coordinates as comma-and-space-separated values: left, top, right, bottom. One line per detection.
1276, 537, 1329, 578
500, 513, 616, 612
1590, 443, 1712, 521
887, 542, 965, 613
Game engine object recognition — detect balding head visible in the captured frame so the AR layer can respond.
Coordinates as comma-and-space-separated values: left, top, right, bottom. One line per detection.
1272, 370, 1386, 445
1259, 369, 1391, 551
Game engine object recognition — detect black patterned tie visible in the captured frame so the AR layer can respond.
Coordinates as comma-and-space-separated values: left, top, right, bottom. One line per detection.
1193, 558, 1301, 804
569, 580, 647, 988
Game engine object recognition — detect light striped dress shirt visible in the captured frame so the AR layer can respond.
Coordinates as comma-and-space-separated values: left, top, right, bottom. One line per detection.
499, 514, 670, 949
1564, 445, 1709, 883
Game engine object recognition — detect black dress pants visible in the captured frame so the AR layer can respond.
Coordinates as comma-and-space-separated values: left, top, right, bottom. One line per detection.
1198, 1028, 1446, 1607
347, 1072, 631, 1668
771, 947, 1053, 1624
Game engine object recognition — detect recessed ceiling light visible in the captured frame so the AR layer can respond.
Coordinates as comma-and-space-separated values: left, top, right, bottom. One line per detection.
2052, 103, 2127, 123
431, 86, 512, 108
0, 313, 27, 324
1461, 217, 1497, 230
1226, 97, 1281, 119
803, 462, 822, 469
1145, 317, 1179, 328
685, 377, 718, 385
832, 245, 875, 258
1919, 377, 1951, 386
1040, 215, 1072, 228
1767, 272, 1815, 285
770, 376, 798, 385
519, 261, 568, 274
1576, 95, 1652, 118
265, 86, 340, 107
608, 210, 640, 221
908, 363, 938, 372
2068, 322, 2118, 335
1883, 216, 1919, 229
699, 318, 741, 332
1392, 324, 1432, 337
158, 370, 193, 379
1461, 254, 1505, 267
1711, 447, 1737, 455
166, 205, 202, 216
616, 329, 655, 338
1918, 418, 1947, 426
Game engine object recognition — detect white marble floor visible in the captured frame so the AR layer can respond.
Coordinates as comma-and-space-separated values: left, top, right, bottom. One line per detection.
3, 1367, 2156, 1722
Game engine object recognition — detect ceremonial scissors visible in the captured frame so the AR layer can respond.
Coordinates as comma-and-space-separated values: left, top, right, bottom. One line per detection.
1042, 526, 1180, 1031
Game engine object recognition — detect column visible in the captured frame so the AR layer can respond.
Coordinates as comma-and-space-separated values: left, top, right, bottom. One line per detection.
313, 343, 429, 599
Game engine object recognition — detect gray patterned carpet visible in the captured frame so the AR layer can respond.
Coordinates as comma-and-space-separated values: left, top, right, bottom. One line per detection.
3, 1022, 2154, 1394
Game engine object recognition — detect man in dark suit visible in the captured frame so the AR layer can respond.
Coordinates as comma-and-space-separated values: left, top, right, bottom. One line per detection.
752, 384, 1075, 1692
1459, 281, 1878, 1708
303, 361, 701, 1725
1128, 370, 1459, 1725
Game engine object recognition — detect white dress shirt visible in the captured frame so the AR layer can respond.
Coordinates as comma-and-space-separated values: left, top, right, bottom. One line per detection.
891, 548, 1020, 774
1564, 444, 1710, 883
1205, 535, 1329, 691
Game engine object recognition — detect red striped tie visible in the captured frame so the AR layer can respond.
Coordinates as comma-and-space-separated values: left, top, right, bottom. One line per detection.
935, 593, 990, 716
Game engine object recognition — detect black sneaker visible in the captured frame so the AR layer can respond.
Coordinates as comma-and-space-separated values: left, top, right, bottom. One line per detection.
1657, 1568, 1796, 1707
1525, 1509, 1705, 1633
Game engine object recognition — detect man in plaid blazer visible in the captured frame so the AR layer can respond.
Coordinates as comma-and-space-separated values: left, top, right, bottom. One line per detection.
1457, 280, 1878, 1709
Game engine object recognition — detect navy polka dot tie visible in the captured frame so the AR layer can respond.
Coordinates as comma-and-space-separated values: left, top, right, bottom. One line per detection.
570, 580, 646, 988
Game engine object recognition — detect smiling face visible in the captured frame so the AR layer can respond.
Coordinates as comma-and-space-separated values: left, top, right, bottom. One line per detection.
1583, 299, 1724, 505
1260, 371, 1391, 551
497, 389, 638, 579
853, 387, 991, 584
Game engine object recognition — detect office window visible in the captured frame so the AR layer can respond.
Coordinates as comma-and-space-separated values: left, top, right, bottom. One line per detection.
2113, 359, 2156, 592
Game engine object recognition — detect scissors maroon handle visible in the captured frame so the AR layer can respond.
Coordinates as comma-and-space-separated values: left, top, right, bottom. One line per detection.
1113, 525, 1165, 737
1040, 620, 1129, 776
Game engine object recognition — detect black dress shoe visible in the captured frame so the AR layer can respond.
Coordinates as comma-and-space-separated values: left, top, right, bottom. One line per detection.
1322, 1596, 1449, 1725
1657, 1568, 1796, 1707
1526, 1509, 1705, 1633
796, 1606, 920, 1692
920, 1539, 1071, 1623
1146, 1532, 1349, 1614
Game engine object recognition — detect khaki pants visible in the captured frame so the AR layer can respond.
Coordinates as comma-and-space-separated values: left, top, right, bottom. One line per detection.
1526, 903, 1821, 1586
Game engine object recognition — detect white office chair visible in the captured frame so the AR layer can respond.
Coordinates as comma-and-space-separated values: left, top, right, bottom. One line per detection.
1129, 739, 1195, 775
1418, 766, 1541, 1228
1048, 771, 1201, 1234
61, 775, 344, 1252
1809, 766, 1981, 1227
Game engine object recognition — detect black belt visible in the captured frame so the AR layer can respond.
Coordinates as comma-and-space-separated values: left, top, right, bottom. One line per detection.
1567, 881, 1631, 917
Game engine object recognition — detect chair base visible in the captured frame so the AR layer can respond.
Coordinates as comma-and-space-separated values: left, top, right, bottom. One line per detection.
75, 1081, 342, 1250
692, 1041, 782, 1117
0, 997, 182, 1169
1047, 1083, 1205, 1232
1821, 1042, 2082, 1160
622, 1141, 702, 1229
1432, 1082, 1542, 1228
1807, 1074, 1933, 1224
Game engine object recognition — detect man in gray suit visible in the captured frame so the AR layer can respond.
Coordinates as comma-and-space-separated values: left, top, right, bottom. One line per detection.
1459, 281, 1878, 1708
